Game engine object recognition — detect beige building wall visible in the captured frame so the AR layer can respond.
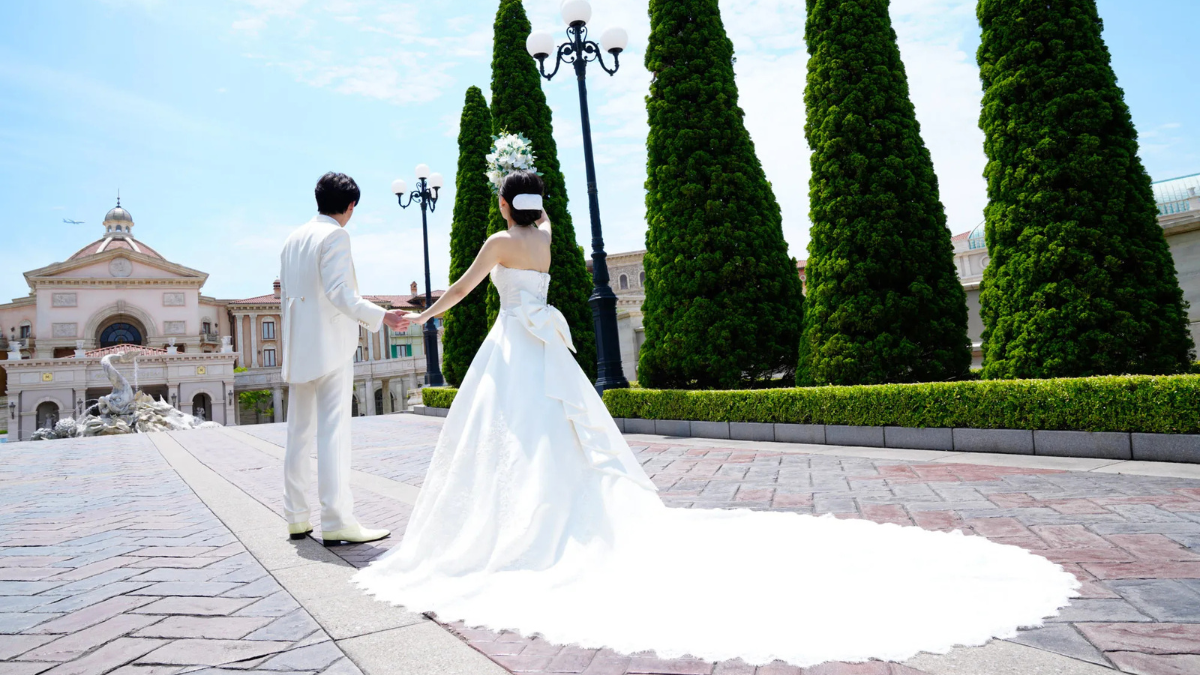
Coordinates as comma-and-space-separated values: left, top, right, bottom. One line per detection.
1161, 205, 1200, 351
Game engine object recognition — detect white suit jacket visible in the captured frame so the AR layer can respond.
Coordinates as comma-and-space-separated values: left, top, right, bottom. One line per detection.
279, 215, 386, 384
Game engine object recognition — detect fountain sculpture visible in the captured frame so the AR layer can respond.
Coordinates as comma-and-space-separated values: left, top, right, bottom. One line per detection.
30, 351, 221, 440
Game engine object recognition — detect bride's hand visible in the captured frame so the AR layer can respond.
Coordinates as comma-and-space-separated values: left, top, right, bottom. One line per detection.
404, 312, 426, 325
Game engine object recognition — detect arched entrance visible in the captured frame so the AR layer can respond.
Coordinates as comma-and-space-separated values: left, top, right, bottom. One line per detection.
36, 402, 60, 430
192, 393, 212, 422
99, 319, 146, 348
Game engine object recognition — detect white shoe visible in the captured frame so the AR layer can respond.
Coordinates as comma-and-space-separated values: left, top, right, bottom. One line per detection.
321, 524, 390, 546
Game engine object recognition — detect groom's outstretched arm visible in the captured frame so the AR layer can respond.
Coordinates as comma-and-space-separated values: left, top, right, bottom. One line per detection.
320, 228, 387, 332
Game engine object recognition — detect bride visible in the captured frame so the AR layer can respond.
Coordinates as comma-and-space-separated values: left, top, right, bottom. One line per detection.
354, 170, 1078, 667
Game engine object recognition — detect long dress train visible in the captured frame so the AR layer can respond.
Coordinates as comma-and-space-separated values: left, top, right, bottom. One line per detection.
353, 264, 1078, 667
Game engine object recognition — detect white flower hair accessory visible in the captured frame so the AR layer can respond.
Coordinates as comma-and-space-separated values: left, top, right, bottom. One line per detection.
512, 194, 544, 211
485, 130, 542, 194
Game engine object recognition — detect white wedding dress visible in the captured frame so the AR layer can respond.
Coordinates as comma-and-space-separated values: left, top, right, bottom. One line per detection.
354, 263, 1078, 667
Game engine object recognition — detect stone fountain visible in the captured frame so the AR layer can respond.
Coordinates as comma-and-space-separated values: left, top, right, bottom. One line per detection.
30, 351, 221, 441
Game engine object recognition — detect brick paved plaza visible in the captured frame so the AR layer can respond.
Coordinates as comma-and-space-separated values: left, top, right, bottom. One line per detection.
5, 415, 1200, 675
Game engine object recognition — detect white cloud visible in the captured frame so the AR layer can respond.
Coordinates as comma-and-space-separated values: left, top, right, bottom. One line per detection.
520, 0, 988, 258
279, 52, 450, 105
225, 0, 491, 108
892, 0, 988, 236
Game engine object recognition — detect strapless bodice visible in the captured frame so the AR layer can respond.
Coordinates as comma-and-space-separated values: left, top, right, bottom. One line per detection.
491, 264, 551, 310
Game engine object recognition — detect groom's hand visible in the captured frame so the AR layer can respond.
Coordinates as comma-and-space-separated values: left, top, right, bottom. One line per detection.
383, 311, 409, 331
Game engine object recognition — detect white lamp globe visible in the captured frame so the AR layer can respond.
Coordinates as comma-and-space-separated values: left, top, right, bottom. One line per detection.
391, 178, 408, 196
561, 0, 591, 26
415, 164, 431, 180
600, 27, 629, 54
429, 172, 445, 190
526, 30, 556, 59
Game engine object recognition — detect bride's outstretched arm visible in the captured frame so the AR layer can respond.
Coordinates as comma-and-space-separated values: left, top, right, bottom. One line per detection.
406, 236, 502, 324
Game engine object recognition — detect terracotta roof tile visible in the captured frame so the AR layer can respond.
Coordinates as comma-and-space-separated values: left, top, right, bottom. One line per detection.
228, 291, 444, 307
68, 237, 165, 262
228, 294, 280, 306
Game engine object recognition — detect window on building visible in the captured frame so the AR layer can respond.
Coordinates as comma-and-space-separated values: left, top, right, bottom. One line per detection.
19, 323, 31, 339
262, 321, 276, 340
263, 348, 277, 367
203, 321, 212, 334
392, 344, 413, 358
619, 274, 629, 290
355, 346, 364, 363
100, 322, 142, 348
639, 271, 646, 286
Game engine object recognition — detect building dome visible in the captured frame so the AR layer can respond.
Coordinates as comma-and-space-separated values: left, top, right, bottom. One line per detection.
968, 221, 986, 250
103, 199, 135, 237
105, 206, 132, 223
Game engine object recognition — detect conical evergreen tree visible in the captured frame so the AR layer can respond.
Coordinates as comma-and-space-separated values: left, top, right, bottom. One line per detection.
799, 0, 972, 386
639, 0, 804, 389
485, 0, 596, 379
977, 0, 1192, 378
441, 86, 493, 387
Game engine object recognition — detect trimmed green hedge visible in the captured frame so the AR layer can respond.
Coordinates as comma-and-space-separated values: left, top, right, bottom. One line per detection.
422, 387, 458, 410
424, 376, 1200, 434
604, 375, 1200, 434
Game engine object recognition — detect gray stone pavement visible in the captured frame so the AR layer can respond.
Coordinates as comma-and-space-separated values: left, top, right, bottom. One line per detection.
0, 433, 362, 675
7, 415, 1200, 675
233, 416, 1200, 675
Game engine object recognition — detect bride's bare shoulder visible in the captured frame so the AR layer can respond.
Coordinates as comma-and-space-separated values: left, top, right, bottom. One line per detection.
487, 231, 517, 247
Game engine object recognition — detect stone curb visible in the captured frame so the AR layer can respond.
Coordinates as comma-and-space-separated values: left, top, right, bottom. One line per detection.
150, 431, 506, 675
415, 407, 1200, 464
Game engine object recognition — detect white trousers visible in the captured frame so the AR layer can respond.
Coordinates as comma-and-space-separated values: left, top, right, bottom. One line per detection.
284, 362, 357, 532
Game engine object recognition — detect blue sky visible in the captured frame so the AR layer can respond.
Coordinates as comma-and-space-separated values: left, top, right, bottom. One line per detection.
1, 0, 1196, 303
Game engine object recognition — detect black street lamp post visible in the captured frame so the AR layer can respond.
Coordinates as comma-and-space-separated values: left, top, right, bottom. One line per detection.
527, 0, 630, 395
392, 166, 446, 387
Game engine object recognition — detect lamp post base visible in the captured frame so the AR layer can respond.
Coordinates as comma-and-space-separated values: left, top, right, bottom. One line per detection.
423, 323, 444, 388
589, 285, 630, 395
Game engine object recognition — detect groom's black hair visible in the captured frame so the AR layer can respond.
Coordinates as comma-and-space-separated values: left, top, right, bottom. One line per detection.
315, 172, 361, 215
500, 171, 545, 227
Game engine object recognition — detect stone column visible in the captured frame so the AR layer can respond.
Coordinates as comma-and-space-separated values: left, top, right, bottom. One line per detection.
272, 387, 283, 424
364, 377, 376, 416
235, 315, 246, 367
382, 325, 390, 359
367, 329, 376, 362
249, 314, 259, 368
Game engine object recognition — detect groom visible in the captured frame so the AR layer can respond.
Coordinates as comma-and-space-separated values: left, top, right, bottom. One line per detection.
279, 172, 406, 545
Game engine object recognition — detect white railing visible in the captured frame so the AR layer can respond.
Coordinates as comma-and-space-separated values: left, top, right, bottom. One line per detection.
1159, 200, 1192, 216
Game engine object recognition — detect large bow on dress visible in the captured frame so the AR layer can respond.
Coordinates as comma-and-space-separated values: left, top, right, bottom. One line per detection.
509, 291, 657, 491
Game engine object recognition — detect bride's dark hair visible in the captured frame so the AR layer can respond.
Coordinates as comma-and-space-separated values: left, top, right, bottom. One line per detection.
500, 171, 545, 227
